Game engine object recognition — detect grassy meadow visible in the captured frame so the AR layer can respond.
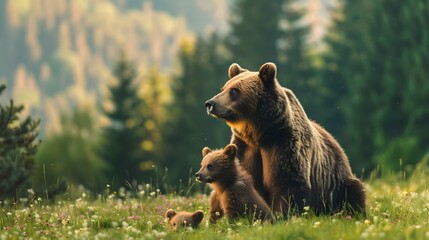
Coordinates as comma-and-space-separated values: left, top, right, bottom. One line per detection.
1, 165, 429, 240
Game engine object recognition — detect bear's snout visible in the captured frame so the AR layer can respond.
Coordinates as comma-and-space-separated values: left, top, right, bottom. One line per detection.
205, 98, 231, 119
205, 100, 215, 115
195, 172, 212, 183
195, 172, 204, 182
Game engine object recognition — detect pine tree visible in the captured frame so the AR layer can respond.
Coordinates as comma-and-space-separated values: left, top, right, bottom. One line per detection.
160, 35, 230, 186
228, 0, 284, 69
228, 0, 319, 118
0, 84, 40, 198
277, 0, 319, 118
322, 1, 378, 173
324, 0, 429, 172
369, 0, 429, 171
99, 54, 144, 189
137, 67, 170, 180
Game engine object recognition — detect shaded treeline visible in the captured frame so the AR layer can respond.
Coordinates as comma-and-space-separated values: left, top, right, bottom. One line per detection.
1, 0, 428, 198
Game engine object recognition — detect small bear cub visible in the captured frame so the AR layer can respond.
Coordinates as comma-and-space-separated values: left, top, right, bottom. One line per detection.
195, 144, 272, 223
165, 209, 204, 231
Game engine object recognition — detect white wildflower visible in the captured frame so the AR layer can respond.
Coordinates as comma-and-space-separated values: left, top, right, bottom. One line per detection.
147, 220, 153, 230
313, 221, 321, 228
122, 221, 129, 227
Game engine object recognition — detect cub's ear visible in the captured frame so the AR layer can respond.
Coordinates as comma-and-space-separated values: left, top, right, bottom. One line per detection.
258, 62, 277, 85
223, 144, 237, 159
228, 63, 246, 78
165, 209, 177, 220
202, 147, 212, 157
192, 210, 204, 224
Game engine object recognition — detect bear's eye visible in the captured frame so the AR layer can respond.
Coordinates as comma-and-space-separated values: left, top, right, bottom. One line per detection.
207, 164, 213, 171
229, 88, 239, 100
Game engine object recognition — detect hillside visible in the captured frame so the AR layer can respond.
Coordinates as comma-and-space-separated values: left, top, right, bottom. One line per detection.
0, 0, 229, 135
0, 0, 336, 136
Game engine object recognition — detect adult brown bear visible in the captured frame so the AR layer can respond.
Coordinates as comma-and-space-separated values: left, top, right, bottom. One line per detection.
205, 62, 365, 216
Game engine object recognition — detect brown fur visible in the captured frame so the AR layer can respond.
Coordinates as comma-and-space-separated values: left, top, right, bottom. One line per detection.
165, 209, 204, 231
205, 62, 366, 216
195, 144, 272, 223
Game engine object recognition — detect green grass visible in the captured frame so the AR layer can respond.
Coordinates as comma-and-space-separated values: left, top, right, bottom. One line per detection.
2, 168, 429, 239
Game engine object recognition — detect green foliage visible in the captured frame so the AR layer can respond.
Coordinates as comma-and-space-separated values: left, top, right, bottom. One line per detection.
0, 84, 40, 199
33, 108, 106, 196
277, 1, 322, 120
1, 0, 427, 194
227, 0, 322, 122
160, 35, 230, 185
377, 136, 420, 173
227, 0, 284, 69
137, 67, 171, 176
324, 0, 429, 172
99, 54, 148, 189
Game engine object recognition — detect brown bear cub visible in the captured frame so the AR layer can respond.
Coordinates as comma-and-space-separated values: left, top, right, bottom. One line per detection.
195, 144, 272, 223
205, 62, 366, 216
165, 209, 204, 231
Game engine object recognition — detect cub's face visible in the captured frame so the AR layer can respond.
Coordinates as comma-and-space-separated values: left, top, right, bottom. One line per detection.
204, 62, 278, 123
195, 144, 237, 184
165, 209, 204, 231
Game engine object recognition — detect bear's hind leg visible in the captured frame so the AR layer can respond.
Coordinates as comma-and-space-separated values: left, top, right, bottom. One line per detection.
340, 178, 366, 216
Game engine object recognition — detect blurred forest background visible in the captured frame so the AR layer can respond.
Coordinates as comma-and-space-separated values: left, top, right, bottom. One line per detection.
1, 0, 428, 198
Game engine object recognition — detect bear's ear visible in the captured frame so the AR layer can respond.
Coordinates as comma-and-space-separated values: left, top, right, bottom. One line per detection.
258, 62, 277, 86
165, 209, 177, 220
202, 147, 212, 157
192, 210, 204, 224
228, 63, 246, 78
223, 144, 237, 159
